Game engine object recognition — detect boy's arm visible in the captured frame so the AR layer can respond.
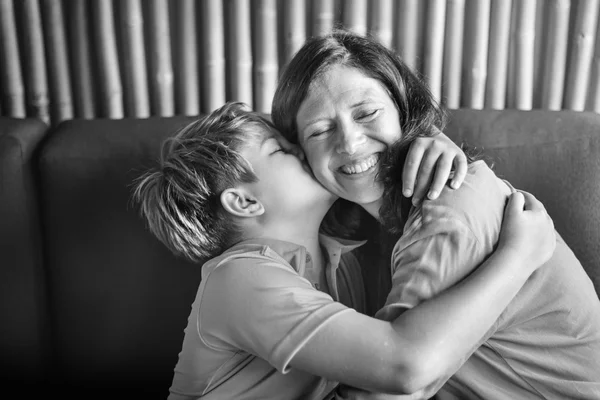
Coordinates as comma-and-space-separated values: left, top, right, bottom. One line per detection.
402, 130, 468, 206
204, 193, 554, 397
200, 256, 352, 373
288, 192, 555, 395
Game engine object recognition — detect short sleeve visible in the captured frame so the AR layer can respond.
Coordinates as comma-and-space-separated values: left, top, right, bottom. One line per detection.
199, 256, 353, 373
376, 215, 483, 322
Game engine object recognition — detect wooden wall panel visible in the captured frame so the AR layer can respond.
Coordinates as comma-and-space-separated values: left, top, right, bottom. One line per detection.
1, 0, 598, 125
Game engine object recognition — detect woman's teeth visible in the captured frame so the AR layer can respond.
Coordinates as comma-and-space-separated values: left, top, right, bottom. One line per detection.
340, 154, 379, 174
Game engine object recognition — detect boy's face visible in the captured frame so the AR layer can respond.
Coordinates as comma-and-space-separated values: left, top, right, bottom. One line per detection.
240, 129, 336, 216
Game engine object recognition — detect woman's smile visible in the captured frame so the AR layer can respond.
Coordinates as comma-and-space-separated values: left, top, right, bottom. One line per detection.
338, 153, 381, 175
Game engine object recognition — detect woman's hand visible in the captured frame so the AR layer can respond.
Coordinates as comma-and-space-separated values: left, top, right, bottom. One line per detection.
402, 130, 467, 206
498, 191, 556, 273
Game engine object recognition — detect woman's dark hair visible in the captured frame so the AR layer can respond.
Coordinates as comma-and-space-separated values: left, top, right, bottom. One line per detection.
272, 29, 450, 237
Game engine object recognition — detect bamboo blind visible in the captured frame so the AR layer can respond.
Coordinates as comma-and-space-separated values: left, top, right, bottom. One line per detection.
2, 0, 600, 125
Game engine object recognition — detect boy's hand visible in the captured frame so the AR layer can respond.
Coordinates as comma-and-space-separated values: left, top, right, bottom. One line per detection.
498, 191, 556, 273
402, 130, 467, 206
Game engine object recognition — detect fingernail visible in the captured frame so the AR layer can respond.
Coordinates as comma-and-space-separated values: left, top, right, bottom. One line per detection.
450, 181, 459, 189
428, 190, 438, 199
412, 197, 420, 206
403, 188, 413, 197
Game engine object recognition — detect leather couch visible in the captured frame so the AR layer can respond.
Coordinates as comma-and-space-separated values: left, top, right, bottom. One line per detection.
1, 109, 599, 398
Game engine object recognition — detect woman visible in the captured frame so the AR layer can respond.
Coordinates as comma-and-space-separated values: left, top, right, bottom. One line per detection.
271, 29, 600, 399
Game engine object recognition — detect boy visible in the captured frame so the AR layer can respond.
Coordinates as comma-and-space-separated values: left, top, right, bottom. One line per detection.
133, 102, 367, 399
132, 102, 556, 400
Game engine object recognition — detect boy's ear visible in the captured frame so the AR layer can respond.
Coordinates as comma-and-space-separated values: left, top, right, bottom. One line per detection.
220, 188, 265, 217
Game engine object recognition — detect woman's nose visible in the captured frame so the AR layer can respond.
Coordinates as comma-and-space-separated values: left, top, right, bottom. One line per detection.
335, 123, 367, 155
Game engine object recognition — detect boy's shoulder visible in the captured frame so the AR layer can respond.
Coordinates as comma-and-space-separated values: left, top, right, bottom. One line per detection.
201, 239, 303, 281
201, 235, 363, 279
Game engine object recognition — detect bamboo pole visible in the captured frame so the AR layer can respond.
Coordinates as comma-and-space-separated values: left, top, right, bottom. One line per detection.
343, 0, 367, 36
0, 0, 25, 117
442, 0, 466, 109
146, 0, 175, 116
225, 0, 253, 106
485, 0, 512, 109
40, 0, 73, 124
508, 0, 536, 110
563, 0, 599, 111
461, 0, 490, 109
540, 0, 570, 110
19, 0, 50, 123
312, 0, 335, 36
531, 0, 545, 108
172, 0, 199, 115
91, 0, 124, 118
586, 11, 600, 112
423, 0, 447, 103
368, 0, 393, 48
66, 0, 96, 119
252, 0, 278, 114
393, 0, 423, 72
200, 0, 226, 113
282, 0, 307, 64
118, 0, 150, 118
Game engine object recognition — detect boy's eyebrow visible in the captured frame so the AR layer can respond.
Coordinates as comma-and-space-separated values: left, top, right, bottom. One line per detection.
260, 135, 276, 147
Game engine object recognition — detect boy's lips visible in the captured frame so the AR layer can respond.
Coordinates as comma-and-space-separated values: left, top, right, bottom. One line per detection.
338, 153, 380, 175
302, 159, 317, 178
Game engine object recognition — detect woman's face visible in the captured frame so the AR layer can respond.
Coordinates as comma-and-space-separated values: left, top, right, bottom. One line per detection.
295, 65, 402, 214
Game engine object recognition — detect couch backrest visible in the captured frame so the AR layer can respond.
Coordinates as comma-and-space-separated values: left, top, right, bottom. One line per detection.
0, 117, 49, 387
37, 117, 202, 395
446, 109, 600, 294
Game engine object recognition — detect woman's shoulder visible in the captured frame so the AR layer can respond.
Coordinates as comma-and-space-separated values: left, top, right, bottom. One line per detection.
435, 160, 508, 208
408, 160, 510, 232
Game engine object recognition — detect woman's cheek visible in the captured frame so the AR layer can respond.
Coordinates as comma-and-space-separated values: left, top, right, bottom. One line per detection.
305, 154, 330, 184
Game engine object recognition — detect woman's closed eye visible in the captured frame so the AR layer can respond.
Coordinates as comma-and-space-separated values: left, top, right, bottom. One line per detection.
308, 127, 334, 139
356, 109, 380, 121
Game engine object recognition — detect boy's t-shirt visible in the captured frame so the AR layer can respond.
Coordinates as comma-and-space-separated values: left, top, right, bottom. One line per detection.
377, 160, 600, 399
168, 235, 366, 400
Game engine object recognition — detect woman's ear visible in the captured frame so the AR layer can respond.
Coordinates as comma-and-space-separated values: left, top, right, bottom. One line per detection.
220, 188, 265, 217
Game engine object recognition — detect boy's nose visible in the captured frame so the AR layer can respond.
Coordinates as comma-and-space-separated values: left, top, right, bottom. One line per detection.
289, 144, 305, 160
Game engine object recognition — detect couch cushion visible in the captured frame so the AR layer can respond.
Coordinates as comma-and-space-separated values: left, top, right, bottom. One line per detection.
0, 117, 49, 385
446, 109, 600, 295
38, 117, 201, 395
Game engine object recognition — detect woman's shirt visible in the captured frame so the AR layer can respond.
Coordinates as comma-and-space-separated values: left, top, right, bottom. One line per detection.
378, 160, 600, 399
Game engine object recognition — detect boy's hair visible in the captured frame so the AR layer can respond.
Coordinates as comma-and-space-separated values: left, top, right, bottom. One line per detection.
132, 102, 275, 263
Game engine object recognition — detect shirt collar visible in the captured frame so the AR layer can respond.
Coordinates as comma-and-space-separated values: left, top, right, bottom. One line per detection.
224, 235, 365, 273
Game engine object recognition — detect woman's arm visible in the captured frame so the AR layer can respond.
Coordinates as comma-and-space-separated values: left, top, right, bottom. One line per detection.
289, 191, 556, 395
402, 129, 468, 205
